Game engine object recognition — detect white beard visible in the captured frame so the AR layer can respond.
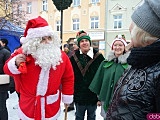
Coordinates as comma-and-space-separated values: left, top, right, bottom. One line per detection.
22, 37, 62, 70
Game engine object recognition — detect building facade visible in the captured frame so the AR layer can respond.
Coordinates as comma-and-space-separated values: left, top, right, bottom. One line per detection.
105, 0, 141, 55
14, 0, 142, 57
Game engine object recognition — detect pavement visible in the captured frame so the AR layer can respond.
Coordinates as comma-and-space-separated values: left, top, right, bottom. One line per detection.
7, 92, 103, 120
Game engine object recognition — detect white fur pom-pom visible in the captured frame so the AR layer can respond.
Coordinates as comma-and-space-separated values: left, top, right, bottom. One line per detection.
20, 37, 26, 44
117, 34, 122, 39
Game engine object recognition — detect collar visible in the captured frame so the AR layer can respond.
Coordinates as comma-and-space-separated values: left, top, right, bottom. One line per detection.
80, 47, 94, 59
127, 40, 160, 68
106, 50, 130, 64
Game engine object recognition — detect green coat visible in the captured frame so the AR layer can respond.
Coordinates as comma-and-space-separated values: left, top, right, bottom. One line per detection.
89, 51, 130, 111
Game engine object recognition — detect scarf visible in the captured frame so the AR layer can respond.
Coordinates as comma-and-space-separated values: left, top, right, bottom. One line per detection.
127, 40, 160, 69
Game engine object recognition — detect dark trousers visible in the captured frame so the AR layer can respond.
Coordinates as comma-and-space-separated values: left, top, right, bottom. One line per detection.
75, 103, 97, 120
0, 91, 8, 120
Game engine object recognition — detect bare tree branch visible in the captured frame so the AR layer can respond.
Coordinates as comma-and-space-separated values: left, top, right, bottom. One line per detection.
0, 0, 26, 30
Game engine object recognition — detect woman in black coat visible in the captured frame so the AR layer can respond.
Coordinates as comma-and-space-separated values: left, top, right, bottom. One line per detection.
106, 0, 160, 119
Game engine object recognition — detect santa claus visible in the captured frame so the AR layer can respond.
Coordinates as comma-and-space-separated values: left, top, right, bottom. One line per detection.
4, 16, 74, 120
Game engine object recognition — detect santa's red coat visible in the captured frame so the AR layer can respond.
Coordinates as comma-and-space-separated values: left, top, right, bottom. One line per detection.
4, 48, 74, 120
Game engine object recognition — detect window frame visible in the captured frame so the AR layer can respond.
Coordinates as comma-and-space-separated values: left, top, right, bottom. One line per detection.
113, 14, 122, 29
42, 0, 48, 11
90, 16, 99, 29
73, 0, 80, 7
72, 18, 79, 30
91, 0, 99, 4
56, 20, 61, 31
27, 2, 32, 14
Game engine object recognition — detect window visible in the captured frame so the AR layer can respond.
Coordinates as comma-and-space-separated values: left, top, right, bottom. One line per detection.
73, 0, 80, 7
56, 20, 61, 31
42, 0, 48, 11
18, 4, 22, 14
73, 18, 79, 30
91, 17, 99, 29
18, 4, 22, 11
91, 0, 99, 4
113, 14, 122, 29
27, 2, 32, 14
5, 2, 9, 10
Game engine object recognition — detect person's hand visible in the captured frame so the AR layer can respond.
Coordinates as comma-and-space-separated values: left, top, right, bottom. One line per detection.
97, 101, 102, 106
64, 103, 69, 108
125, 42, 133, 52
15, 54, 26, 67
64, 103, 69, 112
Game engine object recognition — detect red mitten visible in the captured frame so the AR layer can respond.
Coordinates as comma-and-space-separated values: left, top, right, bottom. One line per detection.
18, 62, 27, 73
18, 56, 31, 73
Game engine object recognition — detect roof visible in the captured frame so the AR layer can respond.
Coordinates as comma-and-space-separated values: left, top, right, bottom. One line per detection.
0, 19, 24, 36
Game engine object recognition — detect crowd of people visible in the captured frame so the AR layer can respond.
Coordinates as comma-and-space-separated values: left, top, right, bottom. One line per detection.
0, 0, 160, 119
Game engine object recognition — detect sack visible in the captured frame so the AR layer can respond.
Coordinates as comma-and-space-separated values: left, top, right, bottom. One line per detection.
0, 74, 10, 84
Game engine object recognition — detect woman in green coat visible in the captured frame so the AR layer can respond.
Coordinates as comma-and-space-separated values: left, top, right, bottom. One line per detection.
89, 35, 129, 119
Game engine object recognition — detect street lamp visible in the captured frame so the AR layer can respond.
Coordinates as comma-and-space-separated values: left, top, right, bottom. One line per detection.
52, 0, 72, 47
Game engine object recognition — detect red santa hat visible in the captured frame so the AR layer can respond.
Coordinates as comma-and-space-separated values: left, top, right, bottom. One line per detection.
111, 34, 127, 50
20, 16, 54, 44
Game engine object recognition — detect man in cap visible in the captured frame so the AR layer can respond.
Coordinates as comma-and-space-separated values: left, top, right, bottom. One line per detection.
0, 38, 11, 52
70, 30, 104, 120
0, 39, 11, 120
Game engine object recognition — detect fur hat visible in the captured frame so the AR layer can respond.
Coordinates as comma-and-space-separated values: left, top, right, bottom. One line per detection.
76, 30, 91, 46
20, 16, 54, 43
111, 34, 127, 49
131, 0, 160, 38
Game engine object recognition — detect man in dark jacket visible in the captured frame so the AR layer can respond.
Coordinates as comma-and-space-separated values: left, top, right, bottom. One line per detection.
70, 30, 104, 120
0, 38, 11, 52
0, 38, 15, 94
0, 43, 11, 120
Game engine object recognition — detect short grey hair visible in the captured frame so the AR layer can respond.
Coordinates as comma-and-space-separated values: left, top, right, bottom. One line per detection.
130, 22, 158, 47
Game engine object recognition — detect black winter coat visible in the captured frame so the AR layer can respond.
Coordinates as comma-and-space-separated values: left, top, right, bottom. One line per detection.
0, 46, 11, 91
106, 40, 160, 120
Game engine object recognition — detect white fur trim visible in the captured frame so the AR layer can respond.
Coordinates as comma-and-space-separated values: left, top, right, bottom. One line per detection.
62, 94, 73, 104
112, 38, 127, 46
41, 97, 45, 120
18, 106, 34, 120
107, 50, 130, 64
47, 90, 59, 104
37, 67, 50, 96
7, 56, 21, 74
111, 36, 127, 49
18, 105, 61, 120
26, 26, 54, 39
0, 75, 10, 84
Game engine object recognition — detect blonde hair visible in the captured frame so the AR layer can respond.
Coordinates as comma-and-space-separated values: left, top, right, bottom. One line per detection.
130, 22, 158, 47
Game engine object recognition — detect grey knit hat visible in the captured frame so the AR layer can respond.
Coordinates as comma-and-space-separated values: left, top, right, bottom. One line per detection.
131, 0, 160, 38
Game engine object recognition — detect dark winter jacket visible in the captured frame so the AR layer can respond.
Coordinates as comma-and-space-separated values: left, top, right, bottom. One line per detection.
4, 46, 11, 52
70, 48, 104, 105
0, 46, 11, 91
106, 40, 160, 120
